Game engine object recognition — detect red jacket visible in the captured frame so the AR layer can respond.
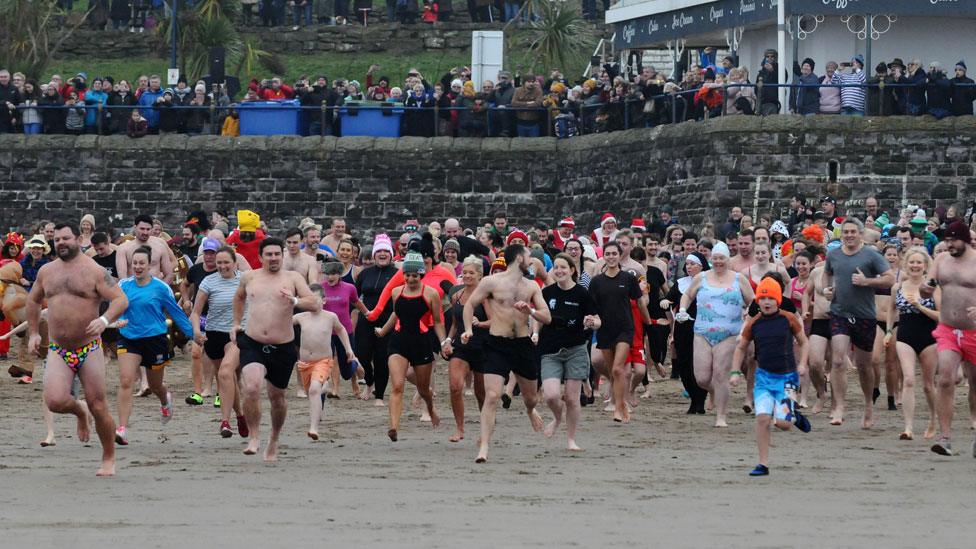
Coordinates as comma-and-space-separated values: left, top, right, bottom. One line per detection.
261, 85, 295, 101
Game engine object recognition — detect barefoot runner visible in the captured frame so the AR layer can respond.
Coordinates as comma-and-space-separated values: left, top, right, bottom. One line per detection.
28, 222, 128, 476
461, 244, 552, 463
232, 237, 319, 461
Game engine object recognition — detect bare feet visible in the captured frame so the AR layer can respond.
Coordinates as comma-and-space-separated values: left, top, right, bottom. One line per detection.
373, 399, 386, 407
529, 409, 544, 432
475, 455, 487, 463
639, 389, 653, 400
567, 440, 583, 452
544, 419, 559, 438
307, 430, 319, 440
924, 423, 938, 440
264, 440, 278, 462
429, 410, 440, 428
714, 419, 728, 428
358, 391, 370, 401
96, 458, 115, 477
861, 409, 874, 429
899, 431, 913, 440
40, 434, 56, 447
243, 439, 259, 455
603, 402, 615, 412
812, 399, 825, 415
387, 428, 398, 441
449, 430, 464, 442
830, 417, 844, 426
76, 401, 91, 444
475, 444, 488, 463
421, 411, 432, 422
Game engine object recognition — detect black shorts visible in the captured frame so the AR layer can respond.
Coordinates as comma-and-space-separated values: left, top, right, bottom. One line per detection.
829, 314, 876, 352
451, 342, 485, 373
596, 329, 634, 351
236, 331, 299, 390
484, 335, 538, 382
204, 331, 232, 361
810, 318, 831, 340
388, 332, 435, 367
118, 334, 172, 370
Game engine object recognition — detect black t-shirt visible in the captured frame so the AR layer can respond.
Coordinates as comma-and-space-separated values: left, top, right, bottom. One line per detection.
92, 250, 118, 280
588, 270, 642, 338
643, 267, 668, 320
541, 283, 598, 355
186, 263, 216, 314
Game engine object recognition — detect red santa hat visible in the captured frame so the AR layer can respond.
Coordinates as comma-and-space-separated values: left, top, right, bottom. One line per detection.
506, 229, 529, 246
558, 217, 575, 229
600, 213, 616, 226
630, 218, 647, 231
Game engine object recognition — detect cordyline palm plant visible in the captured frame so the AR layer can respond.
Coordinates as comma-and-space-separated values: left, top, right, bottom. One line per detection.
158, 0, 279, 82
514, 0, 595, 75
0, 0, 91, 80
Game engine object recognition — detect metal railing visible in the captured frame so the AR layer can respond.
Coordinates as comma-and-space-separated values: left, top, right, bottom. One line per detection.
8, 81, 976, 138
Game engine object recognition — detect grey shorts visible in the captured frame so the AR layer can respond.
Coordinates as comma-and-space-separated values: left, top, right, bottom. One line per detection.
540, 344, 590, 381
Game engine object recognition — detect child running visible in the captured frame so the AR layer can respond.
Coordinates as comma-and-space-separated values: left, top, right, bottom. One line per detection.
293, 283, 357, 440
732, 276, 812, 477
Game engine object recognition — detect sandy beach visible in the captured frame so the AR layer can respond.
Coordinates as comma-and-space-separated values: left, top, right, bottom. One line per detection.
2, 352, 974, 548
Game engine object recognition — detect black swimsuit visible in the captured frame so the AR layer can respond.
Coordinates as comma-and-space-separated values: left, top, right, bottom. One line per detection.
387, 292, 435, 367
448, 287, 488, 372
895, 288, 937, 355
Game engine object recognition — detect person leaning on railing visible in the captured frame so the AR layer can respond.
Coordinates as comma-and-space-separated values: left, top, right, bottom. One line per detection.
949, 61, 976, 116
39, 83, 66, 134
790, 58, 820, 116
833, 54, 866, 116
925, 62, 952, 120
725, 67, 756, 116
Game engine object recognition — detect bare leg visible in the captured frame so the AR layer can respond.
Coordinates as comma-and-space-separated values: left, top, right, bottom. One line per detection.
755, 414, 772, 466
448, 358, 470, 441
935, 350, 962, 443
307, 379, 324, 439
477, 374, 505, 462
264, 383, 287, 461
920, 346, 939, 439
41, 399, 56, 446
190, 342, 204, 394
711, 337, 737, 428
563, 379, 583, 451
629, 362, 646, 408
829, 335, 851, 425
217, 347, 239, 424
885, 334, 903, 406
473, 372, 486, 410
413, 363, 440, 428
607, 342, 632, 422
853, 347, 875, 429
516, 374, 544, 432
116, 354, 141, 429
896, 342, 918, 438
542, 377, 563, 438
241, 363, 265, 455
201, 348, 216, 396
145, 367, 169, 406
387, 355, 409, 440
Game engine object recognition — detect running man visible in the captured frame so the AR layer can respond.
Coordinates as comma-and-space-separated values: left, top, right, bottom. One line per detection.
116, 214, 174, 282
232, 237, 319, 461
927, 221, 976, 457
28, 222, 128, 476
461, 244, 552, 463
822, 218, 894, 428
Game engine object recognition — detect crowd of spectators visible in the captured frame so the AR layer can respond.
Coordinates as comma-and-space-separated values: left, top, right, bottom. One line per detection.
3, 48, 976, 138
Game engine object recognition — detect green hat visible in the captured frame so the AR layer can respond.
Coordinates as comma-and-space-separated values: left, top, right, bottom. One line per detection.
873, 212, 890, 229
402, 252, 425, 275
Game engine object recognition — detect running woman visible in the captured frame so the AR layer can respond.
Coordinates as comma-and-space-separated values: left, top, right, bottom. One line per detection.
661, 251, 709, 414
677, 241, 754, 428
191, 246, 246, 438
115, 245, 194, 445
732, 277, 811, 477
874, 244, 903, 411
445, 255, 490, 443
374, 252, 447, 441
588, 242, 651, 423
539, 253, 600, 451
885, 247, 940, 441
355, 234, 398, 406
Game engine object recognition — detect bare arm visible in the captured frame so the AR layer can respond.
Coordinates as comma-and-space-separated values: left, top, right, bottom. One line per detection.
638, 294, 652, 325
678, 274, 703, 311
115, 244, 129, 280
160, 244, 175, 284
292, 273, 318, 312
191, 288, 209, 343
462, 278, 491, 340
794, 329, 809, 376
731, 334, 750, 374
526, 283, 552, 326
429, 287, 448, 343
330, 315, 356, 359
232, 272, 249, 335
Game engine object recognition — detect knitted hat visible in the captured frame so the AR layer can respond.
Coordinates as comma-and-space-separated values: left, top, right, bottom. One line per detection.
237, 210, 260, 233
756, 277, 782, 306
957, 60, 968, 72
372, 233, 394, 257
802, 58, 816, 71
490, 256, 507, 274
600, 213, 616, 227
558, 217, 575, 228
506, 229, 529, 246
852, 54, 865, 68
873, 212, 890, 228
944, 220, 972, 243
402, 252, 425, 274
443, 238, 460, 252
81, 213, 96, 230
630, 218, 647, 231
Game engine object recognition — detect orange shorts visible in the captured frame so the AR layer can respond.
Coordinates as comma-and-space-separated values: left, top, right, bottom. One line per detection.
297, 357, 335, 392
932, 324, 976, 365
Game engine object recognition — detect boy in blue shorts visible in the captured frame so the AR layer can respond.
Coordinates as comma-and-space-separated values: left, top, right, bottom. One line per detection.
733, 276, 812, 476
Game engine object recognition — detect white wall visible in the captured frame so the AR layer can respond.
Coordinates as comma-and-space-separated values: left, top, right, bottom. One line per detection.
736, 16, 976, 78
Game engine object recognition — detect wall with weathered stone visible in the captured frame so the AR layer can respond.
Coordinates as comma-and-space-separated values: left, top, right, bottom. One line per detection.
1, 116, 974, 235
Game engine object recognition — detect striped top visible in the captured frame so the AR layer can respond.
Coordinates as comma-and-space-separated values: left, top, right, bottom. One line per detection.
834, 69, 866, 112
198, 271, 243, 332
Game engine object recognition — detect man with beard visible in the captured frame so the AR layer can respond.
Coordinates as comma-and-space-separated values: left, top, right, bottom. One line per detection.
461, 244, 551, 463
116, 214, 173, 283
927, 221, 976, 457
232, 238, 319, 461
28, 223, 128, 476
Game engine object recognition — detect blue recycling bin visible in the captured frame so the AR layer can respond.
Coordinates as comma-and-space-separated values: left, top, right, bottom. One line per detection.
238, 100, 301, 136
339, 104, 403, 137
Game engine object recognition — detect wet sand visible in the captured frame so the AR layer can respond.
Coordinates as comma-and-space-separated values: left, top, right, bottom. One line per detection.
2, 353, 974, 548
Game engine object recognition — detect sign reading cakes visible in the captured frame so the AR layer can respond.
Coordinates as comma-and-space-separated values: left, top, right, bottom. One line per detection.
614, 0, 976, 50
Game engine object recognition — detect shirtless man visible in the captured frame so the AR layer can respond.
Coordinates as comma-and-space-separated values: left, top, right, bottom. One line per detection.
232, 237, 319, 461
283, 228, 318, 285
730, 229, 756, 272
802, 257, 832, 414
462, 244, 552, 463
594, 230, 646, 278
28, 223, 128, 476
116, 214, 174, 283
643, 233, 668, 278
926, 221, 976, 457
321, 218, 347, 255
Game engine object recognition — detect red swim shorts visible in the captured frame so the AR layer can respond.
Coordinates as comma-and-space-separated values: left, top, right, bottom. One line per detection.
932, 324, 976, 365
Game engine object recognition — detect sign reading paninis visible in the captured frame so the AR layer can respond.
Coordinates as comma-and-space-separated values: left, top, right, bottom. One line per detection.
614, 0, 976, 49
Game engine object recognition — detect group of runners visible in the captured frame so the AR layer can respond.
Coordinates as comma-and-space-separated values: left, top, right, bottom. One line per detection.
15, 203, 976, 477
